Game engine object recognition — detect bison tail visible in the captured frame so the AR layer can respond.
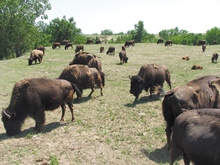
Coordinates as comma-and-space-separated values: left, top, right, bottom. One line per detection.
100, 72, 105, 87
71, 83, 82, 98
157, 85, 165, 95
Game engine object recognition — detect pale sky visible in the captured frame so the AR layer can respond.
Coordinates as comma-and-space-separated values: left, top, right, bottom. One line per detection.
37, 0, 220, 34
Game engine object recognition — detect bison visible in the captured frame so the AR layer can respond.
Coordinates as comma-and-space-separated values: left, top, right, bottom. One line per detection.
36, 46, 46, 55
2, 78, 81, 136
124, 40, 134, 47
157, 39, 163, 44
191, 64, 203, 70
182, 56, 189, 60
95, 40, 101, 44
62, 40, 69, 45
52, 42, 61, 49
198, 40, 206, 45
119, 46, 128, 64
100, 46, 104, 53
75, 45, 84, 53
59, 65, 105, 100
162, 75, 220, 149
129, 64, 171, 101
211, 52, 218, 63
65, 43, 73, 50
29, 49, 44, 65
170, 108, 220, 165
213, 40, 217, 45
86, 39, 93, 44
165, 40, 172, 46
202, 44, 206, 52
106, 46, 115, 55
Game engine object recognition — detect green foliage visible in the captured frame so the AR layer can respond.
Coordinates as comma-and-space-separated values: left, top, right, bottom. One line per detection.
101, 29, 113, 35
114, 35, 132, 44
49, 155, 59, 165
0, 0, 51, 59
159, 27, 188, 40
206, 27, 220, 45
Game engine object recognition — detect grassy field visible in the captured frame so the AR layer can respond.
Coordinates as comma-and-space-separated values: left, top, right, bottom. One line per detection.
0, 43, 220, 165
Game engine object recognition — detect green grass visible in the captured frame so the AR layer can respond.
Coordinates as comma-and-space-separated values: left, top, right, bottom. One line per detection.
0, 43, 220, 164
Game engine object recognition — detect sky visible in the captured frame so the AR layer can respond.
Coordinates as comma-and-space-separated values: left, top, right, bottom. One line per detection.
37, 0, 220, 34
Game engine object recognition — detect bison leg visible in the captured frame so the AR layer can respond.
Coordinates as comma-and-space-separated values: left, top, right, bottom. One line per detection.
149, 86, 155, 98
67, 103, 75, 121
183, 153, 190, 165
165, 124, 172, 150
60, 103, 66, 122
34, 109, 45, 132
88, 86, 95, 97
169, 148, 182, 165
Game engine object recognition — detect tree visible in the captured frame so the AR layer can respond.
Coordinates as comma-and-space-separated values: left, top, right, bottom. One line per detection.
133, 21, 145, 43
101, 29, 113, 35
206, 27, 220, 45
0, 0, 51, 59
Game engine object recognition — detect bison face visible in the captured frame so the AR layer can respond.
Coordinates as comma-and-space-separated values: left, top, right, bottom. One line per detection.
129, 76, 143, 101
125, 57, 128, 63
28, 58, 33, 65
2, 110, 21, 136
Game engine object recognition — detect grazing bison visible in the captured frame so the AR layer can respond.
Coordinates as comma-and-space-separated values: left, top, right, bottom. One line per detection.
95, 40, 101, 44
65, 43, 73, 50
170, 108, 220, 165
157, 39, 163, 44
100, 46, 104, 53
52, 42, 61, 49
75, 45, 84, 53
191, 64, 203, 70
213, 40, 217, 45
129, 64, 171, 101
202, 44, 206, 52
182, 56, 189, 60
211, 52, 218, 63
62, 40, 69, 45
198, 40, 206, 45
165, 40, 172, 46
162, 75, 220, 149
106, 46, 115, 55
59, 65, 105, 100
1, 78, 81, 136
86, 39, 93, 44
119, 46, 128, 64
36, 46, 46, 55
124, 40, 134, 47
29, 49, 44, 65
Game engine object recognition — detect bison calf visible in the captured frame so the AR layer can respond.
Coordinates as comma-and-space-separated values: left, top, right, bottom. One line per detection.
2, 78, 81, 136
52, 42, 61, 49
202, 44, 206, 52
191, 64, 203, 70
119, 46, 128, 64
170, 108, 220, 165
59, 65, 105, 100
182, 56, 189, 60
211, 52, 218, 63
106, 46, 115, 55
129, 64, 171, 101
100, 46, 104, 53
29, 49, 44, 65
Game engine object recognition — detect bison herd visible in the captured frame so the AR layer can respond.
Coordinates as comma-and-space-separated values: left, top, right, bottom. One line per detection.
2, 39, 220, 165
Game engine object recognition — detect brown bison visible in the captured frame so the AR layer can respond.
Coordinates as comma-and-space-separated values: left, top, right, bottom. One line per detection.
2, 78, 81, 136
165, 40, 172, 46
52, 42, 61, 49
29, 49, 44, 65
170, 108, 220, 165
36, 46, 46, 55
182, 56, 189, 60
75, 45, 84, 53
124, 40, 134, 47
198, 40, 206, 45
86, 39, 93, 44
157, 39, 163, 44
59, 65, 105, 100
213, 40, 217, 45
100, 46, 104, 53
191, 64, 203, 70
129, 64, 171, 101
119, 46, 128, 64
106, 46, 115, 55
65, 43, 73, 50
211, 52, 218, 63
62, 40, 69, 45
95, 40, 101, 44
202, 44, 206, 52
162, 75, 220, 149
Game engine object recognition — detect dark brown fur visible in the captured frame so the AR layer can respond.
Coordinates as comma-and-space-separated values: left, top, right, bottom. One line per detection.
165, 40, 172, 46
59, 65, 105, 100
162, 75, 220, 149
170, 109, 220, 165
211, 52, 218, 63
29, 49, 44, 65
124, 41, 134, 47
198, 40, 206, 45
119, 46, 128, 64
1, 78, 81, 136
62, 40, 69, 45
95, 40, 101, 44
106, 46, 115, 55
86, 39, 93, 44
129, 64, 171, 101
157, 39, 163, 44
75, 45, 84, 53
65, 43, 73, 49
191, 64, 203, 70
100, 46, 104, 53
52, 42, 61, 49
202, 44, 206, 52
36, 46, 46, 55
182, 56, 189, 60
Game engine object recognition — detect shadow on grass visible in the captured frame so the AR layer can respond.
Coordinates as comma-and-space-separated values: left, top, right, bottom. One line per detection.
124, 94, 164, 107
116, 63, 123, 65
0, 122, 69, 141
73, 96, 92, 104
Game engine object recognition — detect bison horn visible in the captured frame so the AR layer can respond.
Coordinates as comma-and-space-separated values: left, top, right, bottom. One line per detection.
3, 109, 11, 119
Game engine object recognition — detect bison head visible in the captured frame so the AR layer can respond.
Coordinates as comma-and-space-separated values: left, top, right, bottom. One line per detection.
2, 109, 22, 136
129, 75, 143, 101
125, 57, 128, 63
28, 58, 33, 65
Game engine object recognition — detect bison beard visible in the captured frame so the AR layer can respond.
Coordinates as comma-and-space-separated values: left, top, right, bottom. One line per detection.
2, 78, 81, 136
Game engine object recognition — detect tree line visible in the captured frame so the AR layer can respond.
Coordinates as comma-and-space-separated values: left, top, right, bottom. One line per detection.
1, 0, 220, 60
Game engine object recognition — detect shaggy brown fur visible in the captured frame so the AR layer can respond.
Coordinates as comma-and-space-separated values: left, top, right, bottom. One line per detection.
157, 39, 163, 44
202, 44, 206, 52
62, 40, 69, 45
29, 49, 44, 65
52, 42, 61, 49
59, 65, 105, 100
182, 56, 189, 60
106, 46, 115, 55
65, 43, 73, 49
36, 46, 46, 55
124, 41, 134, 47
211, 52, 218, 63
191, 64, 203, 70
119, 46, 128, 64
75, 45, 84, 53
2, 78, 81, 136
165, 40, 172, 46
86, 39, 93, 44
100, 46, 104, 53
